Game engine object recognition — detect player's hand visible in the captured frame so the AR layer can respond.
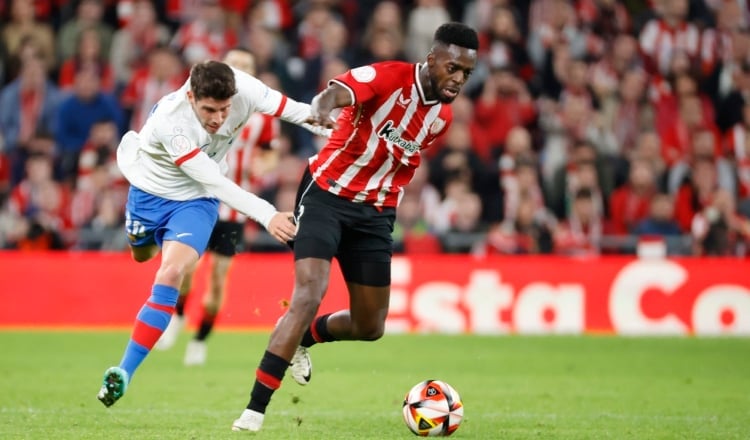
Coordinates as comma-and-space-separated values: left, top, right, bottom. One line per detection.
306, 94, 338, 129
267, 211, 297, 243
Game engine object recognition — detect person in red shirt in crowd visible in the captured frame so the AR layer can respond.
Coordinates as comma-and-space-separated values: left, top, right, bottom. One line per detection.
6, 151, 74, 250
120, 46, 186, 131
170, 0, 238, 66
110, 0, 173, 90
554, 186, 602, 256
58, 26, 115, 92
474, 65, 536, 157
639, 0, 700, 77
607, 158, 657, 235
659, 93, 720, 168
232, 22, 478, 433
725, 102, 750, 201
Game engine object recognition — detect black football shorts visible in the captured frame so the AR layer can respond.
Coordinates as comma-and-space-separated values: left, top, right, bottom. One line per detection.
206, 220, 244, 257
291, 168, 395, 286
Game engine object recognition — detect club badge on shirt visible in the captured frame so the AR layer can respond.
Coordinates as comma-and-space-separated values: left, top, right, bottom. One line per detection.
169, 134, 192, 156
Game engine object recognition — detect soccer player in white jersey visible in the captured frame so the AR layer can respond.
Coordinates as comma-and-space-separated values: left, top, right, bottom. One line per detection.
97, 59, 326, 408
232, 22, 478, 432
154, 48, 289, 367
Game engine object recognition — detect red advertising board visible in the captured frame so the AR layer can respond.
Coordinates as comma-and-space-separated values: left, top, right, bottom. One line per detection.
0, 252, 748, 335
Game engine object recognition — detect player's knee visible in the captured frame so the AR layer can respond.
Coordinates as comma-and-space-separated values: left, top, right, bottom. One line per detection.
155, 262, 191, 286
352, 322, 385, 341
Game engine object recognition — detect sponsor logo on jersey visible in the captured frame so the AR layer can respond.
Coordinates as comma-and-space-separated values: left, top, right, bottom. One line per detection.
397, 93, 412, 107
378, 120, 420, 153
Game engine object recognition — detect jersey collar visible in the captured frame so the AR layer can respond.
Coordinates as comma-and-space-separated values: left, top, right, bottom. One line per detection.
415, 63, 439, 106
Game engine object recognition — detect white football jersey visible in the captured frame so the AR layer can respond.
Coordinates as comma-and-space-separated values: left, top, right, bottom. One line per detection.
117, 67, 318, 228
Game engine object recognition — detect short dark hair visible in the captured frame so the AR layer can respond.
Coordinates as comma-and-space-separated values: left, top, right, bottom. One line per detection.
433, 22, 479, 51
190, 60, 237, 101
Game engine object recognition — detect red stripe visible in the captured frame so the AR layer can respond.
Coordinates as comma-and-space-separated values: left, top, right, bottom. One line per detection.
310, 318, 323, 343
146, 301, 175, 314
132, 322, 166, 349
175, 148, 200, 166
256, 368, 282, 389
273, 95, 288, 117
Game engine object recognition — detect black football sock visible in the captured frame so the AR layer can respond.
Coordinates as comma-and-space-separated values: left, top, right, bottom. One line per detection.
300, 313, 337, 348
175, 294, 188, 316
195, 308, 217, 341
247, 350, 289, 413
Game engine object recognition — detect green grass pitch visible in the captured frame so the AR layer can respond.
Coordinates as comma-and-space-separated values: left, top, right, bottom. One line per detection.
0, 331, 748, 439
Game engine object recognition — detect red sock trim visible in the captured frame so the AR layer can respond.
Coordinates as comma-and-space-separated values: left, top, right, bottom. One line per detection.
256, 368, 282, 389
310, 317, 323, 343
146, 301, 174, 314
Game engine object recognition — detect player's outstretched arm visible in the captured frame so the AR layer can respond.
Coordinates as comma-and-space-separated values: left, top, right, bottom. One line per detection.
179, 151, 295, 242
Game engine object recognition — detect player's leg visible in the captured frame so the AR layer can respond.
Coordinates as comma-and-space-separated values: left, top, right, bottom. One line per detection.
299, 206, 394, 345
233, 170, 339, 431
98, 195, 218, 407
155, 257, 198, 350
185, 220, 241, 365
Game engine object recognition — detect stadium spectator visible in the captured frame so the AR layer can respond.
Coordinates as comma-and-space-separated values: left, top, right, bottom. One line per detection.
392, 193, 441, 254
58, 26, 115, 93
404, 0, 451, 63
1, 0, 56, 75
170, 0, 237, 66
638, 0, 699, 76
57, 0, 115, 64
5, 152, 73, 250
632, 192, 683, 237
109, 0, 172, 90
667, 126, 735, 195
54, 65, 124, 186
483, 193, 555, 255
553, 186, 602, 255
724, 101, 750, 202
0, 50, 62, 186
474, 66, 537, 158
119, 46, 186, 131
607, 157, 657, 235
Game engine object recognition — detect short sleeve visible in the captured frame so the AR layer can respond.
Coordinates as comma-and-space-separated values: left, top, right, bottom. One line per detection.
330, 63, 393, 105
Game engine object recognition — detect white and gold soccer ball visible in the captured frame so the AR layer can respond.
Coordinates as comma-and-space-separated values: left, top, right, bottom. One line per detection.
402, 379, 464, 436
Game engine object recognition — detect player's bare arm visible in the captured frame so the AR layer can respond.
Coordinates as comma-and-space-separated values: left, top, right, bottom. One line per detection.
307, 82, 353, 129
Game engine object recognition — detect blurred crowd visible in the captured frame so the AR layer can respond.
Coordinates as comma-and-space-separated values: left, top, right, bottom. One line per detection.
1, 0, 750, 257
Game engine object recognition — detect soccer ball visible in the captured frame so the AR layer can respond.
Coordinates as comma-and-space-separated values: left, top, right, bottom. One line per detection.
402, 379, 464, 436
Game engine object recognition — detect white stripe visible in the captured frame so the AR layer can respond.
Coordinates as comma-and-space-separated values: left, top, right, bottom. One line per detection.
336, 89, 401, 193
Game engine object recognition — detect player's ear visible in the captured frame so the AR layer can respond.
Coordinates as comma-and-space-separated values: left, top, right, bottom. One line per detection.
186, 90, 194, 103
426, 51, 436, 67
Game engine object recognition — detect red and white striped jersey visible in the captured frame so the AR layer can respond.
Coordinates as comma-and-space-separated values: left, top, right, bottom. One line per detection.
309, 61, 452, 207
218, 112, 278, 223
639, 19, 700, 75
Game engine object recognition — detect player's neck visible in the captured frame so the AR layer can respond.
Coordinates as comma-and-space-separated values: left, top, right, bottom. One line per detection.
418, 64, 437, 102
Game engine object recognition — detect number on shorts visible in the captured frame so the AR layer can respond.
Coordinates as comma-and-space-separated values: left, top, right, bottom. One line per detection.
125, 210, 146, 237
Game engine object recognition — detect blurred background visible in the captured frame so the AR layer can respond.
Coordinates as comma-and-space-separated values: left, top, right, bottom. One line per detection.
1, 0, 750, 259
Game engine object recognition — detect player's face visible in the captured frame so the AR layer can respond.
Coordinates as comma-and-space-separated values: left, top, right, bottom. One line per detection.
188, 91, 232, 134
427, 44, 477, 103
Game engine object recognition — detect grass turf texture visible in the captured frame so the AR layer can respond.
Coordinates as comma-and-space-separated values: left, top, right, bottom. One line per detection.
0, 332, 748, 439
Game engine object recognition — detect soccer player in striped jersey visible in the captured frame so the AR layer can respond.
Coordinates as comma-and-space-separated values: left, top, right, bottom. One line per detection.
232, 22, 478, 432
96, 59, 327, 408
153, 48, 283, 367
